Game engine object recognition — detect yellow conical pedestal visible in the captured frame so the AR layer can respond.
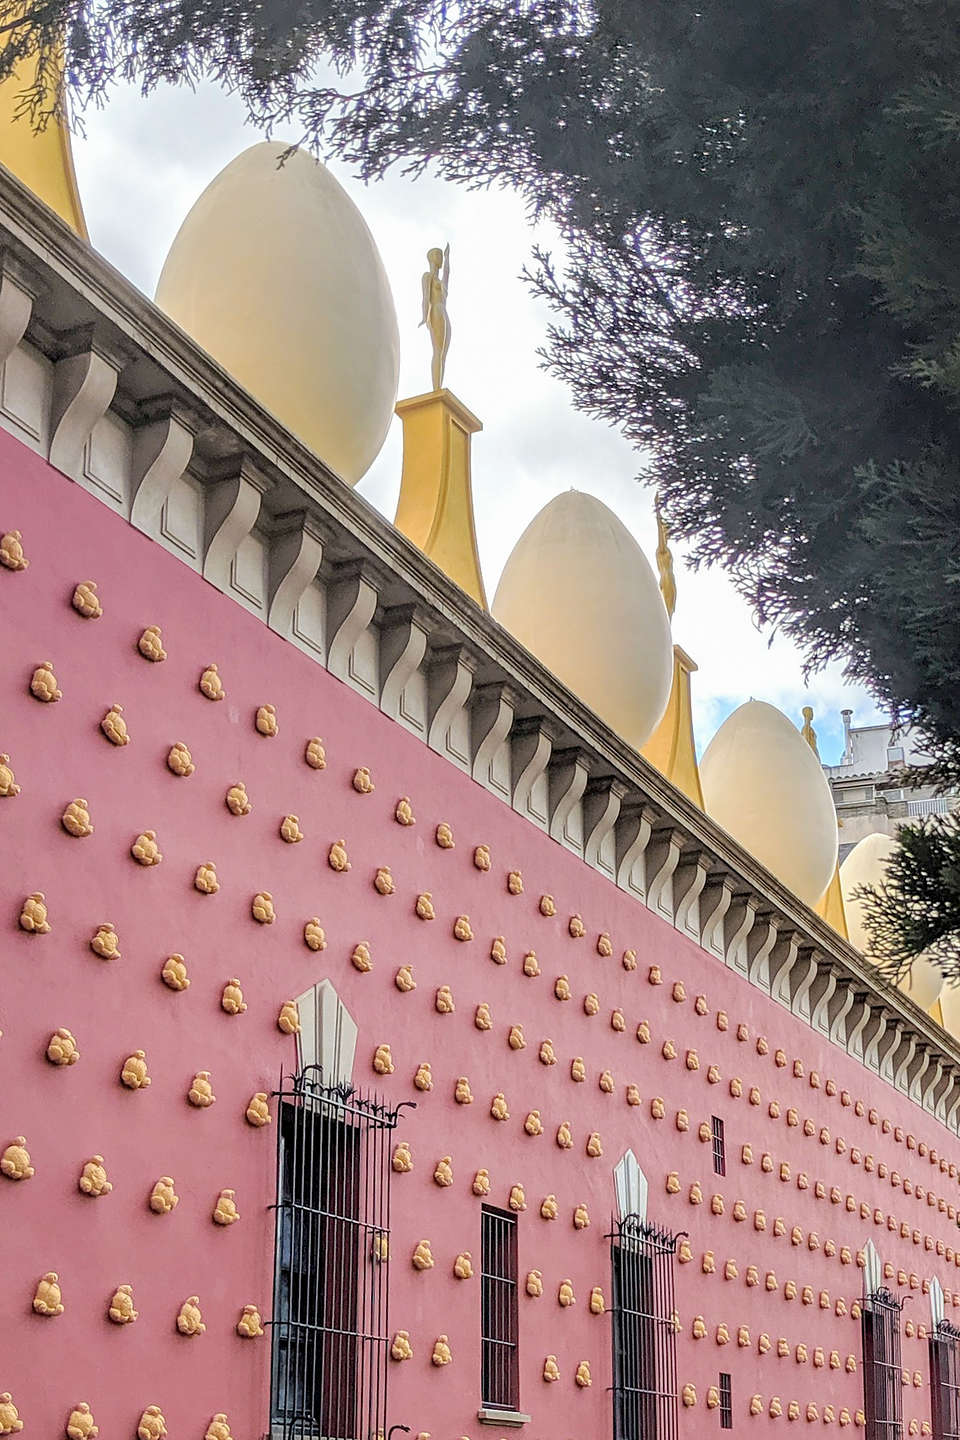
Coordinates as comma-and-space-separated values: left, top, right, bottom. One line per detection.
394, 388, 487, 609
641, 644, 705, 809
814, 862, 849, 940
0, 48, 86, 237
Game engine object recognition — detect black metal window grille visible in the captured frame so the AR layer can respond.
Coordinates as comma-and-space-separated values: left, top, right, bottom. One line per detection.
269, 1066, 412, 1440
710, 1117, 725, 1177
718, 1372, 732, 1429
610, 1215, 681, 1440
481, 1206, 520, 1410
931, 1320, 960, 1440
862, 1289, 904, 1440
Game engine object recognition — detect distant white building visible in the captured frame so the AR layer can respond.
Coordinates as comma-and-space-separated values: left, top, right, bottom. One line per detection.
823, 710, 958, 854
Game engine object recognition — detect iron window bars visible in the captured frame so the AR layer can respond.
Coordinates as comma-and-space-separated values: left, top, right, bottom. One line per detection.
481, 1206, 520, 1410
862, 1289, 905, 1440
718, 1372, 732, 1430
710, 1116, 725, 1177
269, 1066, 414, 1440
609, 1215, 682, 1440
931, 1319, 960, 1440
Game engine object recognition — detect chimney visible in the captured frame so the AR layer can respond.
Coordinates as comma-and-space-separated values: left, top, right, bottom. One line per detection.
840, 709, 854, 766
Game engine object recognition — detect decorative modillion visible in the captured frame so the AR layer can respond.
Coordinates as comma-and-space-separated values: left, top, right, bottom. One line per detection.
221, 979, 246, 1015
62, 799, 93, 836
78, 1155, 112, 1196
226, 782, 251, 816
46, 1028, 79, 1066
19, 892, 50, 933
246, 1094, 271, 1127
137, 626, 167, 662
167, 742, 194, 776
131, 830, 162, 865
213, 1188, 240, 1225
395, 796, 415, 825
305, 737, 326, 769
199, 664, 225, 701
0, 529, 28, 569
32, 1271, 64, 1316
352, 766, 374, 793
236, 1304, 264, 1338
162, 954, 190, 990
150, 1176, 179, 1214
30, 661, 62, 702
71, 581, 102, 619
120, 1050, 151, 1090
188, 1071, 216, 1107
90, 923, 121, 960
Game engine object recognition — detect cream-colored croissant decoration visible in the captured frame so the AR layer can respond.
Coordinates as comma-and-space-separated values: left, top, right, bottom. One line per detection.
246, 1094, 271, 1127
490, 936, 507, 963
434, 1156, 454, 1187
542, 1356, 560, 1383
281, 814, 304, 844
131, 830, 162, 865
568, 914, 585, 938
221, 978, 246, 1015
199, 664, 225, 700
150, 1176, 179, 1214
507, 869, 524, 894
391, 1331, 414, 1361
47, 1027, 79, 1066
509, 1184, 526, 1211
475, 1002, 493, 1030
558, 1279, 576, 1307
540, 1194, 558, 1219
589, 1286, 606, 1314
454, 1251, 474, 1279
328, 840, 350, 872
0, 528, 28, 569
33, 1271, 64, 1316
597, 933, 613, 957
453, 915, 474, 942
432, 1336, 453, 1366
137, 1407, 166, 1440
472, 1169, 491, 1196
225, 782, 251, 816
213, 1188, 240, 1226
304, 918, 327, 952
120, 1050, 151, 1090
436, 822, 455, 849
62, 799, 93, 836
414, 1062, 433, 1092
78, 1155, 112, 1196
435, 985, 455, 1013
352, 941, 373, 972
491, 1092, 510, 1121
539, 894, 556, 917
526, 1270, 543, 1297
575, 1361, 592, 1388
508, 1025, 526, 1050
204, 1416, 231, 1440
72, 581, 102, 618
108, 1284, 138, 1324
523, 951, 540, 976
19, 891, 50, 933
66, 1403, 98, 1439
29, 661, 62, 702
392, 1142, 413, 1172
570, 1056, 586, 1082
236, 1303, 264, 1338
352, 766, 375, 793
162, 954, 189, 990
255, 704, 278, 737
252, 891, 275, 924
573, 1203, 590, 1230
539, 1039, 557, 1065
395, 795, 415, 824
373, 1044, 395, 1075
454, 1076, 474, 1105
473, 844, 491, 870
137, 626, 167, 661
412, 1239, 434, 1270
188, 1071, 216, 1107
277, 1001, 300, 1035
305, 737, 326, 769
5, 1139, 38, 1183
167, 741, 194, 775
177, 1295, 206, 1335
524, 1111, 543, 1136
395, 964, 416, 992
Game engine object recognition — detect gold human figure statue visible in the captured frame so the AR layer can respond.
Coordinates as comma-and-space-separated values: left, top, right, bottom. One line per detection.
800, 705, 820, 757
654, 496, 677, 619
421, 244, 451, 391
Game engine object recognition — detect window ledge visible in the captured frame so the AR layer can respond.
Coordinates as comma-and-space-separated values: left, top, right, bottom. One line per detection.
477, 1409, 531, 1427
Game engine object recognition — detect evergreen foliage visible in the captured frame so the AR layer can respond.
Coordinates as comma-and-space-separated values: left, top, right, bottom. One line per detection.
3, 0, 960, 963
857, 813, 960, 982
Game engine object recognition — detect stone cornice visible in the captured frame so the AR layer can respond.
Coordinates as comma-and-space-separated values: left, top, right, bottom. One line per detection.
2, 162, 959, 1116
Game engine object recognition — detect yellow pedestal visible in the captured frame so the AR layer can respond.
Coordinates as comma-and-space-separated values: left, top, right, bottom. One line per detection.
394, 388, 487, 609
0, 50, 87, 238
814, 861, 850, 940
641, 644, 705, 809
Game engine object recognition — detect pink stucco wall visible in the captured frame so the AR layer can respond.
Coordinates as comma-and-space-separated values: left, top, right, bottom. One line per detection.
2, 428, 960, 1439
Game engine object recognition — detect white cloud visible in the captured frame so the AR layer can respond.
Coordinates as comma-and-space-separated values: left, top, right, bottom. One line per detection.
71, 80, 883, 766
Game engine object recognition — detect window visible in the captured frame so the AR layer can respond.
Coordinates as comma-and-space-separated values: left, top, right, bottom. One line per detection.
481, 1207, 520, 1410
271, 1067, 410, 1440
710, 1117, 726, 1176
719, 1372, 733, 1429
931, 1320, 960, 1440
861, 1289, 904, 1440
886, 745, 905, 766
611, 1216, 680, 1440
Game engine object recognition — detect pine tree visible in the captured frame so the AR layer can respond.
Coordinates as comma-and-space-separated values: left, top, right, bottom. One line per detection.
3, 0, 959, 965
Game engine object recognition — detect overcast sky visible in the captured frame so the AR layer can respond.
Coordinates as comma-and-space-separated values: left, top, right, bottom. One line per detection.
70, 80, 884, 766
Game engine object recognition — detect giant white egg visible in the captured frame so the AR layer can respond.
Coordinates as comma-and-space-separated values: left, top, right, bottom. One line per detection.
699, 700, 838, 907
840, 830, 944, 1011
155, 141, 400, 485
491, 490, 673, 752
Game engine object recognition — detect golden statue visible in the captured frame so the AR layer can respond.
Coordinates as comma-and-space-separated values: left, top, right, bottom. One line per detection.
801, 705, 819, 757
421, 244, 451, 391
654, 496, 676, 619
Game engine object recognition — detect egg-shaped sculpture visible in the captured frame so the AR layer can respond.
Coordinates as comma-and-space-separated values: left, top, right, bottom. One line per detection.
840, 831, 944, 1011
700, 701, 838, 907
491, 491, 672, 750
155, 142, 400, 484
